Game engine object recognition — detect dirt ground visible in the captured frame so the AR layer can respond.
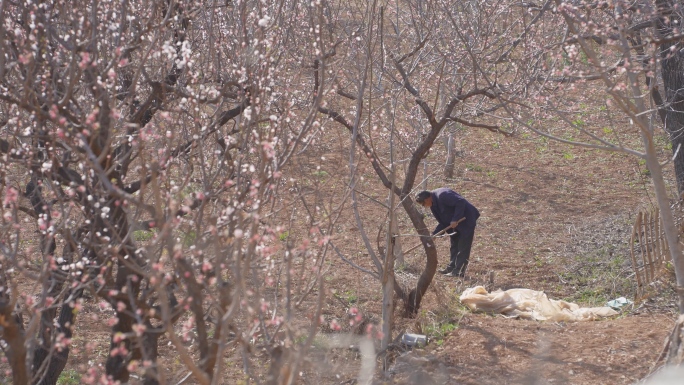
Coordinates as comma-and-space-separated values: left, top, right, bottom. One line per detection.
6, 116, 681, 385
312, 125, 680, 385
390, 314, 672, 384
389, 312, 673, 385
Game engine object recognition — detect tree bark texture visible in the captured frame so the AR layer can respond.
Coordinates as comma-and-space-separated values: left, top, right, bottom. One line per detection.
654, 0, 684, 315
0, 296, 28, 385
656, 0, 684, 197
659, 49, 684, 197
443, 132, 456, 180
400, 197, 437, 315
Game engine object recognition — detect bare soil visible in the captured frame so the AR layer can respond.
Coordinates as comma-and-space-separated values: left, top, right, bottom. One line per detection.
8, 124, 681, 385
390, 312, 672, 385
313, 126, 680, 385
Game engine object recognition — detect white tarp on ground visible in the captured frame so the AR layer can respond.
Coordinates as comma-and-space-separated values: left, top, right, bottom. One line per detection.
459, 286, 619, 322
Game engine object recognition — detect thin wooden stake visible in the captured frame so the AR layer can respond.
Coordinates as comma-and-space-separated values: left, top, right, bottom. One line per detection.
631, 212, 642, 298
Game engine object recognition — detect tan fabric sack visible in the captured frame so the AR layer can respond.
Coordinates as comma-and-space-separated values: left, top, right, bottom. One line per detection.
459, 286, 618, 322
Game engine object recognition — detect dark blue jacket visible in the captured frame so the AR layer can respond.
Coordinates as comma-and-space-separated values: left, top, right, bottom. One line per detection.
429, 188, 480, 237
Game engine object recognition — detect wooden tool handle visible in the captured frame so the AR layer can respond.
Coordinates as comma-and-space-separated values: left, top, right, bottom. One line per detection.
405, 217, 465, 254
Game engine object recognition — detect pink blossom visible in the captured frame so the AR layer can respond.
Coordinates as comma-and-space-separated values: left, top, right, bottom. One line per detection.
132, 323, 146, 337
201, 262, 212, 273
79, 52, 90, 69
113, 332, 125, 343
54, 332, 71, 352
82, 368, 97, 384
127, 360, 139, 372
49, 104, 58, 119
3, 187, 18, 206
110, 345, 128, 357
18, 53, 32, 64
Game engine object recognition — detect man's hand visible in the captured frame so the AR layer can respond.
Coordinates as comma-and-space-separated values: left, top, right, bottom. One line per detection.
449, 221, 459, 229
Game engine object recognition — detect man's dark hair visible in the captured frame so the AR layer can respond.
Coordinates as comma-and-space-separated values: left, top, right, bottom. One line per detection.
415, 190, 431, 203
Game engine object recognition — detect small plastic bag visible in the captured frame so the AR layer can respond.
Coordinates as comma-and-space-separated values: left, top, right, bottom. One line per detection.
606, 297, 633, 309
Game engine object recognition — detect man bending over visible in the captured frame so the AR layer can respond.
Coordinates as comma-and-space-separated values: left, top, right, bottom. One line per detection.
416, 188, 480, 277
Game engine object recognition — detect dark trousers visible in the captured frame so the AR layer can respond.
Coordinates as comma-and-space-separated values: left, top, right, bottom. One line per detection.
448, 231, 474, 274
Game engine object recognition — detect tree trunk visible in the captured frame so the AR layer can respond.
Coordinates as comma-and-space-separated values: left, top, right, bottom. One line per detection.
385, 196, 404, 266
665, 314, 684, 365
399, 197, 437, 316
658, 42, 684, 197
443, 131, 457, 180
656, 0, 684, 198
33, 293, 81, 385
653, 0, 684, 318
26, 176, 76, 385
0, 295, 28, 385
391, 218, 404, 267
105, 202, 146, 382
643, 132, 684, 312
382, 137, 397, 353
381, 213, 396, 352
